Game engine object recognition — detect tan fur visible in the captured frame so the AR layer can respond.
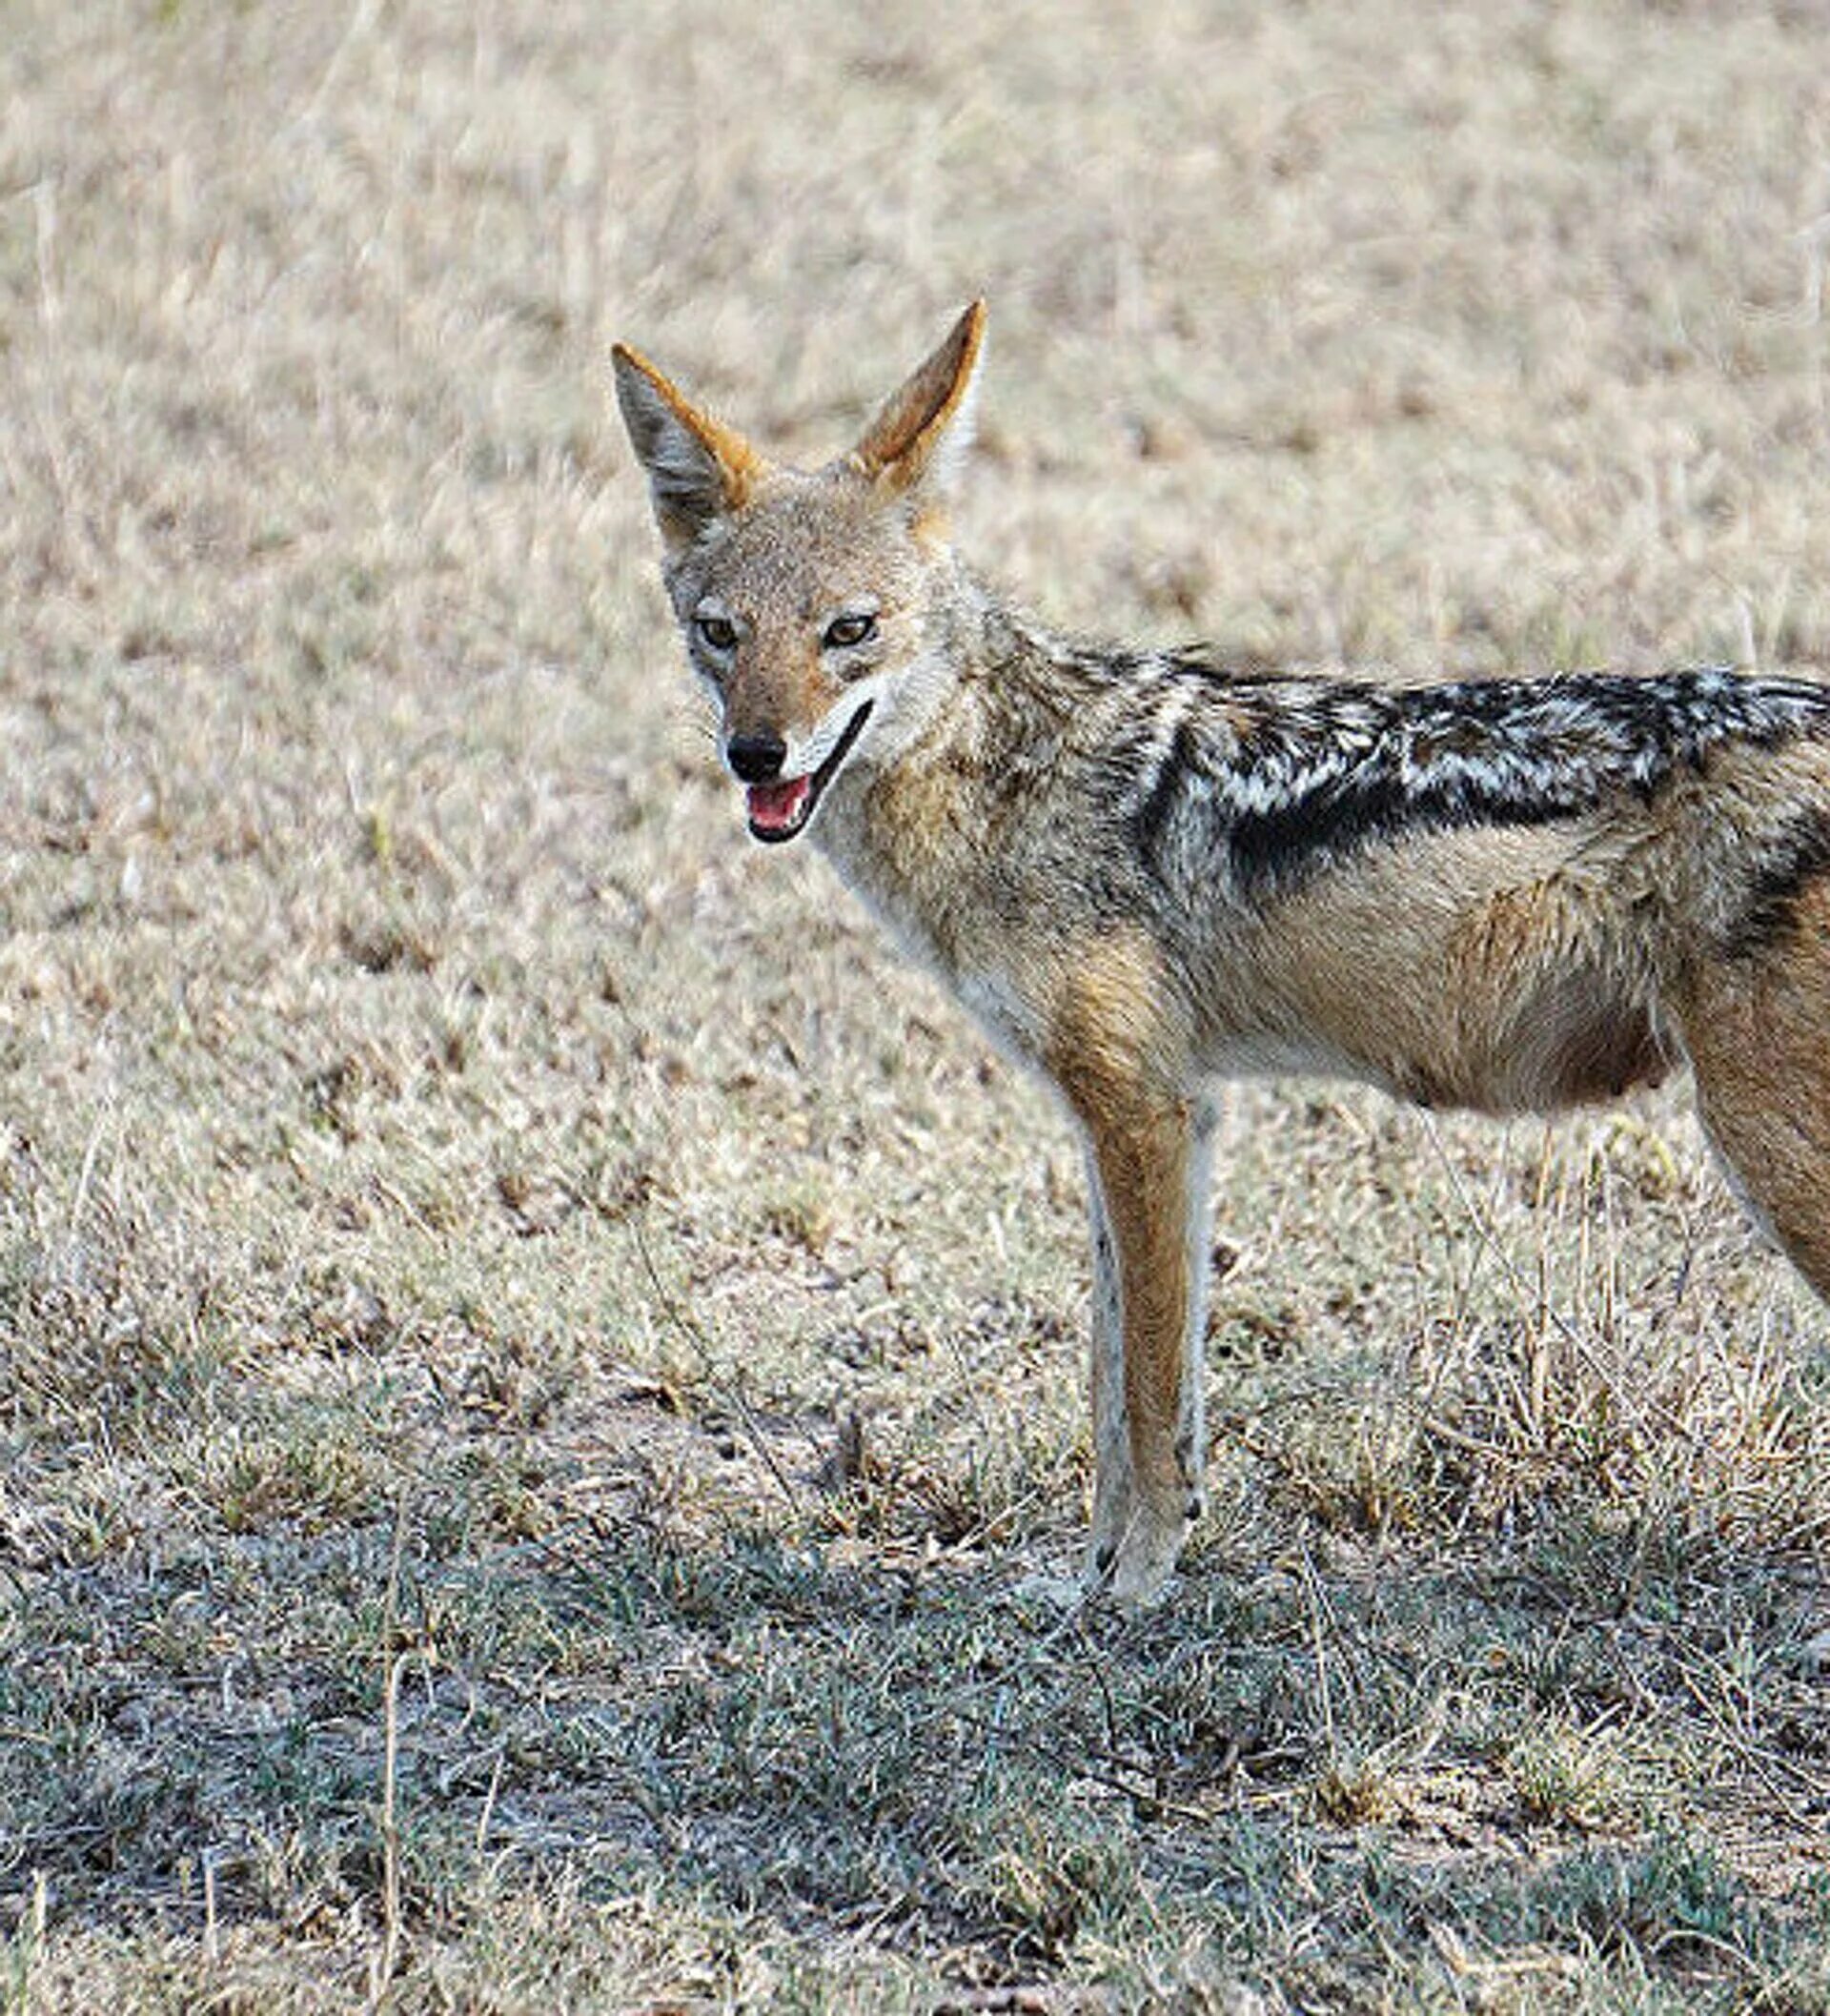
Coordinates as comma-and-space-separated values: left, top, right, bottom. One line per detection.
1046, 933, 1208, 1599
1673, 876, 1830, 1295
1251, 823, 1672, 1112
614, 303, 1830, 1604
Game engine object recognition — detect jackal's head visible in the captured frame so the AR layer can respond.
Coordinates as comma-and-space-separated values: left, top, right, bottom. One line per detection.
612, 303, 985, 844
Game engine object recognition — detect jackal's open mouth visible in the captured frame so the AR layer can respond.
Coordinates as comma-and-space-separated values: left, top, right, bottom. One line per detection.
746, 700, 875, 844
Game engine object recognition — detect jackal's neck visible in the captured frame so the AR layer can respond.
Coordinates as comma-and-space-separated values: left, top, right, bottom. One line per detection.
837, 562, 1065, 777
904, 570, 1096, 776
915, 565, 1098, 716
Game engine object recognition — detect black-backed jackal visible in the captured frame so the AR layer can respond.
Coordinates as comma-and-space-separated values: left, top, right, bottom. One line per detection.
614, 302, 1830, 1604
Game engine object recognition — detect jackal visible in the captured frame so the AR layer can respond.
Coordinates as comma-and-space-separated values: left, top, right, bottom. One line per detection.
614, 301, 1830, 1603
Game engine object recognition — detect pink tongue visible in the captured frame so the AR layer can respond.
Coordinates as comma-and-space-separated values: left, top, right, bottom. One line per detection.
747, 775, 810, 833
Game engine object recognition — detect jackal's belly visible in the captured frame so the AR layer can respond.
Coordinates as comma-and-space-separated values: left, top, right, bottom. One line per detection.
1390, 983, 1672, 1114
1194, 954, 1672, 1116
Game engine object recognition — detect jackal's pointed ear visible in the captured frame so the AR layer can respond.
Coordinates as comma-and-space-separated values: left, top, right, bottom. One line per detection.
611, 342, 766, 553
848, 300, 986, 498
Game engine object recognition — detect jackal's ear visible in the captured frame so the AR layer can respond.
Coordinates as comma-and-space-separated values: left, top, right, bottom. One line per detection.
849, 300, 986, 498
611, 343, 766, 553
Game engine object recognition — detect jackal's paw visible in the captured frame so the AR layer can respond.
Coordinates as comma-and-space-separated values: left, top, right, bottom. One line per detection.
1106, 1527, 1184, 1607
1086, 1503, 1190, 1609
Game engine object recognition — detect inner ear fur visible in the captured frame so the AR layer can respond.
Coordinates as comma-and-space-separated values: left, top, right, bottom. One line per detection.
848, 300, 986, 496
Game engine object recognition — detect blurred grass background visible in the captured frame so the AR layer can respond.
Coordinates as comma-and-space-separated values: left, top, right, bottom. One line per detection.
2, 4, 1828, 2009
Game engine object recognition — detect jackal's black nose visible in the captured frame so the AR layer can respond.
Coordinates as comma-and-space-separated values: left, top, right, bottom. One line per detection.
726, 733, 787, 784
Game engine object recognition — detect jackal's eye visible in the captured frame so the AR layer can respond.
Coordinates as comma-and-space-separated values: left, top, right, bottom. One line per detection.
823, 612, 878, 651
694, 613, 739, 653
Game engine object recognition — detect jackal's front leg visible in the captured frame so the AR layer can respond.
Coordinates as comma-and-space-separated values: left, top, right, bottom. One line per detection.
1080, 1092, 1215, 1603
1045, 927, 1213, 1600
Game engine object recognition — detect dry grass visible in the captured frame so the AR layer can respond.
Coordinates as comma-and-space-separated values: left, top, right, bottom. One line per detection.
2, 2, 1829, 2009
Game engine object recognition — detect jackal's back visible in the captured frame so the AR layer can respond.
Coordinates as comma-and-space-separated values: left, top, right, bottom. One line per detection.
1070, 654, 1830, 908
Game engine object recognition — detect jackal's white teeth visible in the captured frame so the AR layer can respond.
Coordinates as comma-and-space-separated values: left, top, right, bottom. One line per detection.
747, 774, 811, 840
741, 697, 876, 845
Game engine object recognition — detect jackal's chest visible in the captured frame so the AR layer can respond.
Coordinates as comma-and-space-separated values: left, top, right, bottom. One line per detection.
815, 797, 1053, 1062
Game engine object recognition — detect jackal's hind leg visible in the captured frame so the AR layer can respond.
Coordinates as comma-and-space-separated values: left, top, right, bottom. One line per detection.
1678, 876, 1830, 1302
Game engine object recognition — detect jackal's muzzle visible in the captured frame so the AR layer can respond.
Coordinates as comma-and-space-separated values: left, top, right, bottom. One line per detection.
742, 699, 875, 844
